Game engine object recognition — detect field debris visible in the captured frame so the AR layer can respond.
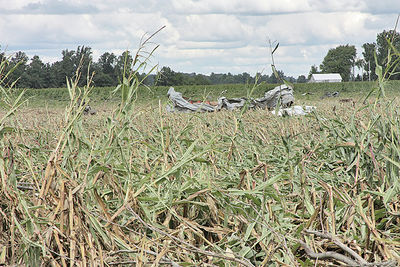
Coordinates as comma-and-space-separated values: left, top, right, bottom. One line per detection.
167, 84, 304, 115
77, 97, 96, 115
321, 91, 340, 99
166, 87, 217, 112
271, 105, 316, 116
301, 92, 314, 96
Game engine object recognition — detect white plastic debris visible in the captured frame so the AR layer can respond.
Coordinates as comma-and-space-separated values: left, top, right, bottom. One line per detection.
270, 105, 316, 116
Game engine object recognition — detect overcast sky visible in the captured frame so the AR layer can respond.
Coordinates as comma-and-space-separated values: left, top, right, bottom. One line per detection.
1, 0, 399, 78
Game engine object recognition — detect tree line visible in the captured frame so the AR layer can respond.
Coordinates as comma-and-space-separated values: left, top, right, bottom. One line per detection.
309, 29, 400, 82
0, 46, 137, 89
1, 29, 398, 88
156, 66, 304, 86
0, 46, 304, 88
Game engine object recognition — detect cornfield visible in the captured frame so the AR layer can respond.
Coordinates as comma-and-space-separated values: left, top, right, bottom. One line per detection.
1, 36, 400, 266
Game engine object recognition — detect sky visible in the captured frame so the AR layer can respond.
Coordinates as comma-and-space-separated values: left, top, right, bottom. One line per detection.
0, 0, 399, 78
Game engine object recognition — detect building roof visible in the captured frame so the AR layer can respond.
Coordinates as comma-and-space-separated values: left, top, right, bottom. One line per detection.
311, 73, 342, 81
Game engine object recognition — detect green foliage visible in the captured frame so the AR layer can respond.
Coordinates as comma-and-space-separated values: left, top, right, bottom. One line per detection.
2, 41, 400, 267
19, 80, 400, 108
92, 52, 118, 87
4, 27, 400, 267
361, 29, 400, 81
307, 65, 319, 80
296, 75, 307, 83
376, 30, 400, 79
320, 45, 357, 81
0, 55, 27, 128
362, 42, 377, 80
380, 32, 400, 82
0, 47, 301, 90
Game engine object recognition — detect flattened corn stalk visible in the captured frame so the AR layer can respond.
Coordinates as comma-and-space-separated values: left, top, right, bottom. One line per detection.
299, 230, 397, 267
2, 23, 400, 266
125, 206, 255, 267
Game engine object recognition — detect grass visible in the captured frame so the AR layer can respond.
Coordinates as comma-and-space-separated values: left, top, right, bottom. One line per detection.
1, 41, 400, 266
18, 79, 400, 108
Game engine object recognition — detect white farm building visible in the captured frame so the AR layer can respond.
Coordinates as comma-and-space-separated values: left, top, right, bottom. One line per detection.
309, 73, 342, 83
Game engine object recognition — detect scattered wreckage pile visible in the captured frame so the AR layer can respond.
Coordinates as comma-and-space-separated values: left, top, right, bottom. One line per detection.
77, 97, 97, 115
166, 84, 315, 116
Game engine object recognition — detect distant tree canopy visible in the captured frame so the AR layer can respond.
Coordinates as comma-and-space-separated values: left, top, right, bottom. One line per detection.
362, 42, 377, 81
309, 29, 400, 82
375, 30, 400, 80
296, 75, 307, 83
320, 45, 356, 82
3, 28, 400, 89
360, 29, 400, 81
0, 46, 303, 88
308, 65, 319, 80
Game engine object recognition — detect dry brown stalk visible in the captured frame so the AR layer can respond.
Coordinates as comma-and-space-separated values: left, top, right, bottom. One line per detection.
80, 242, 86, 267
152, 240, 171, 267
299, 239, 359, 266
126, 206, 255, 267
69, 189, 75, 267
328, 184, 336, 235
304, 229, 367, 264
87, 231, 96, 265
10, 208, 15, 265
53, 231, 67, 267
301, 229, 397, 266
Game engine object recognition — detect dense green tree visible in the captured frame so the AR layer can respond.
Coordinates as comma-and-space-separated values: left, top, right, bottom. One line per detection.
93, 52, 117, 86
267, 70, 285, 84
25, 55, 46, 88
0, 46, 301, 88
98, 52, 116, 75
296, 75, 307, 83
115, 50, 134, 80
225, 73, 234, 84
354, 58, 365, 81
308, 65, 319, 79
191, 74, 211, 85
54, 49, 75, 86
42, 63, 55, 88
73, 46, 93, 85
208, 72, 272, 85
361, 30, 400, 80
362, 42, 377, 80
7, 51, 29, 87
48, 46, 94, 87
320, 45, 356, 81
240, 72, 252, 83
156, 67, 213, 86
376, 30, 400, 79
157, 66, 175, 86
255, 73, 270, 83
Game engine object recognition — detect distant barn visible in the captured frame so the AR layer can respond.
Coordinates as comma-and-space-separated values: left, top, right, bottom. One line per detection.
309, 73, 342, 83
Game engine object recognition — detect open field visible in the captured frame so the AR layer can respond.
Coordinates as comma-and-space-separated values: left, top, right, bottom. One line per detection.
1, 79, 400, 266
18, 80, 400, 107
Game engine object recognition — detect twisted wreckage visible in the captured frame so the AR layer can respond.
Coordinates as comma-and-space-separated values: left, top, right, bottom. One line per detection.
166, 84, 315, 116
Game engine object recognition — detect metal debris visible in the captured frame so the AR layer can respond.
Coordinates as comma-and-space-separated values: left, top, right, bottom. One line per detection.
166, 84, 302, 115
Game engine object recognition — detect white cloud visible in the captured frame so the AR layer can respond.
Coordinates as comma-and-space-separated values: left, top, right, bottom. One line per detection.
173, 14, 253, 42
0, 0, 33, 10
171, 0, 312, 14
1, 0, 399, 78
0, 0, 98, 14
308, 0, 367, 12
